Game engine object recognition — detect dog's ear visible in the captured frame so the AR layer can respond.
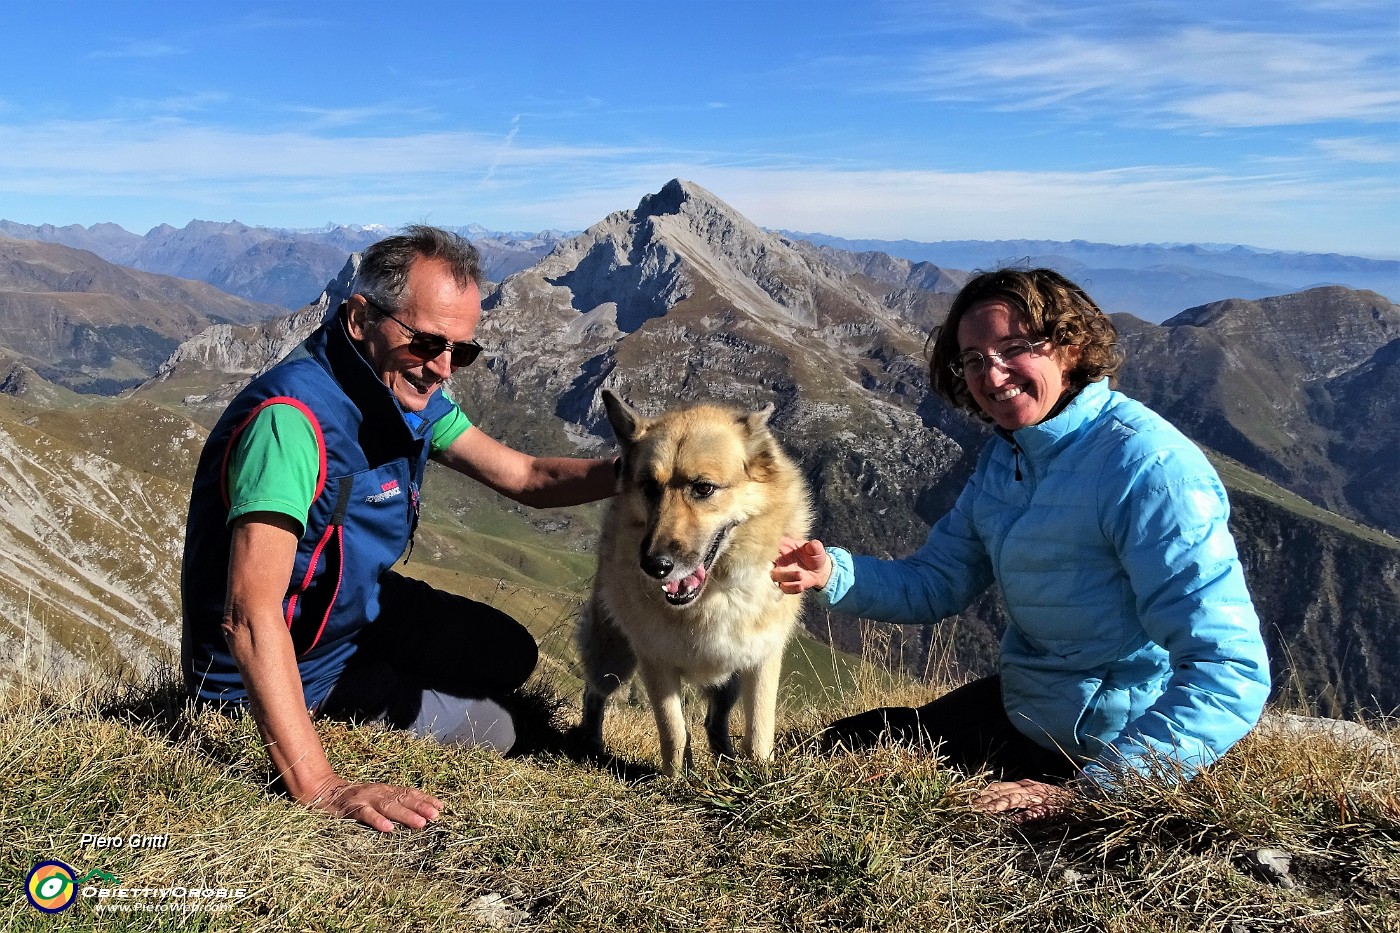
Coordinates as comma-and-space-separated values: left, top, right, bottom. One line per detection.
740, 403, 779, 482
602, 389, 649, 445
741, 402, 775, 435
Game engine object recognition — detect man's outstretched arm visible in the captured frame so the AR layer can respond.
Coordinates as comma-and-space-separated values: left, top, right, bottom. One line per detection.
433, 424, 616, 507
222, 514, 443, 832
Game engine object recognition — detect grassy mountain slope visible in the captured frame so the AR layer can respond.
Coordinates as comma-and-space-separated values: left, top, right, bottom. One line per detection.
0, 393, 199, 680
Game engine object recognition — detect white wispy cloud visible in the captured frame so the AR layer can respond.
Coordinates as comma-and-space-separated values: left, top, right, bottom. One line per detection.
684, 163, 1399, 255
0, 120, 645, 179
88, 39, 186, 60
480, 116, 523, 187
1315, 136, 1400, 163
0, 113, 1391, 250
899, 24, 1399, 128
111, 92, 232, 117
284, 104, 439, 131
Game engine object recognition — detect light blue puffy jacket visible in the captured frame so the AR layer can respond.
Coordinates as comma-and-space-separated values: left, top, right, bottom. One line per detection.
821, 379, 1270, 787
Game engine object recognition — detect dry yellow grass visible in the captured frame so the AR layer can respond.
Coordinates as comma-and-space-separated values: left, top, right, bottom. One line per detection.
3, 628, 1397, 931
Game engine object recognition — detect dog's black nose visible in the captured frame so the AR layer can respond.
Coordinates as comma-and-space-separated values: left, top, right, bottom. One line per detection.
641, 554, 674, 579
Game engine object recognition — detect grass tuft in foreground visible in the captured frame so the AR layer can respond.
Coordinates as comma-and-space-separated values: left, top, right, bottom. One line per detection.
2, 667, 1397, 932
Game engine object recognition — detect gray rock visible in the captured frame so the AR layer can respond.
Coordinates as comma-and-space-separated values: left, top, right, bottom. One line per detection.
1236, 847, 1295, 888
1257, 713, 1394, 753
466, 891, 529, 930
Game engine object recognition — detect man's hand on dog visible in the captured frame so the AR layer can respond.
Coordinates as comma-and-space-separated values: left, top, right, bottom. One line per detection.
771, 537, 833, 593
972, 779, 1074, 824
311, 776, 443, 832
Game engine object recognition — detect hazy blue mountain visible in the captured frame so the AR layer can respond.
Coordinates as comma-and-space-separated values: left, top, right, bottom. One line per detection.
779, 231, 1399, 323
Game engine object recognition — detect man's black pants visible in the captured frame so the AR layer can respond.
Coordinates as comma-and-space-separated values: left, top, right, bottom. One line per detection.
318, 571, 538, 729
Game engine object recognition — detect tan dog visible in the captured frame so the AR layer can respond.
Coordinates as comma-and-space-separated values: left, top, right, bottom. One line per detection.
577, 389, 812, 775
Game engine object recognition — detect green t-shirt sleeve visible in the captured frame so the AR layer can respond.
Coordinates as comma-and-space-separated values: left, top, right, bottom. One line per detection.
430, 398, 473, 454
226, 403, 322, 533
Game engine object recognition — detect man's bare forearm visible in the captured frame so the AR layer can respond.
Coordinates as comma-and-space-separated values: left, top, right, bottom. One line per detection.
224, 611, 339, 802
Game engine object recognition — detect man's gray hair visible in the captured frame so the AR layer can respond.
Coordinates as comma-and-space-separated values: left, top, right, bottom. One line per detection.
354, 224, 482, 309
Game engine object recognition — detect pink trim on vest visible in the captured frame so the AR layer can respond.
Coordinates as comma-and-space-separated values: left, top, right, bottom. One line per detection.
219, 396, 327, 510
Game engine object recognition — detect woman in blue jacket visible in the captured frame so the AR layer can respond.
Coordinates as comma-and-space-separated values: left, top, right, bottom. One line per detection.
772, 268, 1270, 822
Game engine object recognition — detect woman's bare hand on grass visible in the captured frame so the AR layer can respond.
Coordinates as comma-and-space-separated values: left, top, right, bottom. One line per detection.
972, 779, 1074, 824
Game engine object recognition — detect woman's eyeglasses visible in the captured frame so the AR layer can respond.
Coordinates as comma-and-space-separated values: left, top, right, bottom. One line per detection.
949, 338, 1049, 379
361, 296, 483, 368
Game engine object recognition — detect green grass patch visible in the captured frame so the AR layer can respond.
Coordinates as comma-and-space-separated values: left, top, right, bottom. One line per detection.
1210, 452, 1399, 550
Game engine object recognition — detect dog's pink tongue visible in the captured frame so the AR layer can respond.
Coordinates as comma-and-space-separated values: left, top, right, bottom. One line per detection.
664, 567, 707, 596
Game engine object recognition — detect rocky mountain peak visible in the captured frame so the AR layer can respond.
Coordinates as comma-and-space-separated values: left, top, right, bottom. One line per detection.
634, 177, 691, 216
634, 178, 739, 224
1166, 286, 1400, 382
492, 179, 868, 343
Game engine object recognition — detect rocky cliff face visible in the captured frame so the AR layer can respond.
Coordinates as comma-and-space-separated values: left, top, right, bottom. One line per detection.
148, 255, 358, 410
1228, 489, 1400, 717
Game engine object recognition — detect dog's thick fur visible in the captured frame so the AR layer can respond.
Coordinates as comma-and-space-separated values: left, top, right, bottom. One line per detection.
577, 390, 812, 776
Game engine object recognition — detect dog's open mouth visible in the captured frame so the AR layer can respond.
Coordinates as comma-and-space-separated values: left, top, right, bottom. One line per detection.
662, 567, 708, 605
661, 523, 737, 607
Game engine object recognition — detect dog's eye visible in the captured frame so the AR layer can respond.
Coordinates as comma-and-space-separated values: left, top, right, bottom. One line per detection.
691, 481, 717, 499
640, 479, 663, 499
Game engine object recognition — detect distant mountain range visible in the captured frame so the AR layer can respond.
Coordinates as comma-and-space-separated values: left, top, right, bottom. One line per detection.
2, 181, 1397, 718
0, 219, 567, 310
0, 236, 284, 393
5, 217, 1396, 325
780, 231, 1400, 323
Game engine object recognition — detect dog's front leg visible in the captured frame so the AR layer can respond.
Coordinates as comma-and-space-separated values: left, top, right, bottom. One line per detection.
638, 662, 688, 777
703, 674, 740, 760
738, 650, 784, 761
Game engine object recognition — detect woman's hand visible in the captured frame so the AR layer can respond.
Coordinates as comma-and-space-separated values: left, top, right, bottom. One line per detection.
972, 779, 1074, 824
771, 537, 833, 594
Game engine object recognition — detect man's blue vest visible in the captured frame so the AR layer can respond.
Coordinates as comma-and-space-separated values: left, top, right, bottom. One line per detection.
180, 310, 454, 707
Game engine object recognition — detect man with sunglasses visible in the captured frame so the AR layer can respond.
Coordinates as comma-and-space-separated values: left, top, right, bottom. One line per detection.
181, 226, 617, 832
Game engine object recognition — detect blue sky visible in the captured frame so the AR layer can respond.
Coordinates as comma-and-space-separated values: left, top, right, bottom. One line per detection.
1, 1, 1396, 257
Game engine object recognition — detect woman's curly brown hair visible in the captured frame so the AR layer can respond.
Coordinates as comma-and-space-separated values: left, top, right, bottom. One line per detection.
927, 268, 1122, 423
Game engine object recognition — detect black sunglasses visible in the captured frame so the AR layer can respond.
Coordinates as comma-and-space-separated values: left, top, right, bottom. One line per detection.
360, 296, 483, 368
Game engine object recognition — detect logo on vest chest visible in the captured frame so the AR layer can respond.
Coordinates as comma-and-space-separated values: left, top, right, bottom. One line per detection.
365, 479, 403, 504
